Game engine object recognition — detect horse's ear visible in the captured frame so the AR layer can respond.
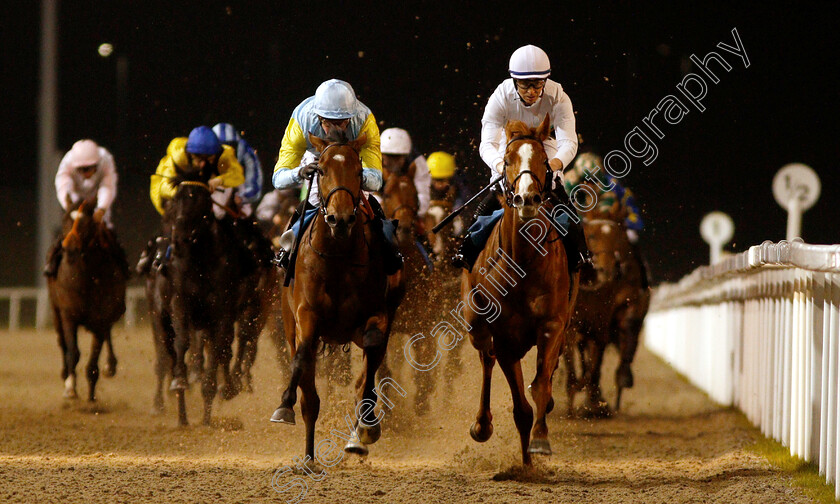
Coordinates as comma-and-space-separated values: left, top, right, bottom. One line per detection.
308, 133, 328, 153
65, 194, 73, 210
504, 121, 517, 142
349, 133, 367, 155
382, 168, 392, 183
407, 161, 416, 179
535, 113, 551, 142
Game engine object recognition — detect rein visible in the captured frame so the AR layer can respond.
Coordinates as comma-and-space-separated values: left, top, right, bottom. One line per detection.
501, 135, 552, 208
175, 179, 244, 218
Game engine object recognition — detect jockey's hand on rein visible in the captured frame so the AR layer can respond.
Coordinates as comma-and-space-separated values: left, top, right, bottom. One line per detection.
208, 176, 224, 192
301, 162, 322, 180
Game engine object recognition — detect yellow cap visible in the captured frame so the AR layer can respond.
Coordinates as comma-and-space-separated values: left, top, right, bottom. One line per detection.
427, 151, 456, 179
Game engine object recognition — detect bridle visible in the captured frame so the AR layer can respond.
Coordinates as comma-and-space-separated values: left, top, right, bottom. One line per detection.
315, 142, 362, 218
501, 134, 552, 207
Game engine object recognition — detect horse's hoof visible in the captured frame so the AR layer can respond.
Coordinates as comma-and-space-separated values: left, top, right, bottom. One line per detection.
546, 396, 555, 414
616, 364, 634, 389
270, 406, 295, 425
469, 422, 493, 443
169, 377, 188, 391
344, 432, 369, 456
357, 424, 381, 445
103, 361, 117, 378
579, 400, 613, 419
63, 389, 78, 399
220, 381, 241, 401
528, 438, 552, 455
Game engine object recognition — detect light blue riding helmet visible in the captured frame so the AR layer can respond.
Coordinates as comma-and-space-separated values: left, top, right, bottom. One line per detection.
312, 79, 357, 120
212, 123, 240, 146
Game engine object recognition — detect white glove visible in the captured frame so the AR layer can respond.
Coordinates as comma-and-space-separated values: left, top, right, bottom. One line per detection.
626, 229, 639, 243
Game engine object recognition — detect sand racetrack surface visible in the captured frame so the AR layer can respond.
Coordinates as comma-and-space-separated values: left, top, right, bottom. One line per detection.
0, 314, 813, 503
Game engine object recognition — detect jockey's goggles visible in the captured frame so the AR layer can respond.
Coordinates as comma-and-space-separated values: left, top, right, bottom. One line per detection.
514, 79, 546, 92
76, 163, 98, 174
319, 116, 351, 129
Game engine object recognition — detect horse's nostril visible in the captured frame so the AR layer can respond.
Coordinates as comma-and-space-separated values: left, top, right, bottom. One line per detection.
347, 214, 356, 226
326, 214, 337, 227
533, 194, 542, 205
512, 194, 524, 207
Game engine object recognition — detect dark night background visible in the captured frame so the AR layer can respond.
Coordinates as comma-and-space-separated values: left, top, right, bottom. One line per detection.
2, 2, 838, 287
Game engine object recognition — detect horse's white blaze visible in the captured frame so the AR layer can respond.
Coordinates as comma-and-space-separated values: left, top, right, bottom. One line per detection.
516, 143, 534, 195
333, 154, 345, 162
427, 206, 445, 222
601, 224, 612, 234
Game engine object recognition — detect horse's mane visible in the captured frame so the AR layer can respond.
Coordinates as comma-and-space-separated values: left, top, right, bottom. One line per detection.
505, 120, 535, 142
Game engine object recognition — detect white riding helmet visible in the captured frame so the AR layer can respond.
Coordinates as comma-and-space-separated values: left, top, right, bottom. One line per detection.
508, 45, 551, 79
312, 79, 358, 120
212, 123, 240, 145
380, 128, 412, 155
69, 139, 101, 168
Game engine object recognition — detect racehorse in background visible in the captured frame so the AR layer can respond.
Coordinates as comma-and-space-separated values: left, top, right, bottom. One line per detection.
562, 201, 650, 416
381, 162, 439, 415
270, 133, 396, 460
462, 115, 578, 465
425, 181, 459, 269
48, 197, 127, 401
147, 170, 255, 425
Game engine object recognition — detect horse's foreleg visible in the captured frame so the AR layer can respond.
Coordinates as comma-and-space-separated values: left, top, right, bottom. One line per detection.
61, 315, 80, 399
529, 324, 563, 455
582, 338, 611, 418
346, 325, 388, 455
170, 315, 191, 426
54, 307, 68, 381
499, 357, 534, 466
469, 348, 496, 443
219, 320, 240, 401
299, 343, 320, 460
271, 310, 315, 426
151, 312, 173, 414
615, 314, 643, 411
102, 330, 117, 378
200, 330, 220, 426
85, 331, 105, 402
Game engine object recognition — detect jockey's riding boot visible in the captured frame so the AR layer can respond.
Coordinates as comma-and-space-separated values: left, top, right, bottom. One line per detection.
368, 197, 403, 275
451, 188, 499, 270
152, 236, 171, 272
271, 206, 302, 270
271, 229, 295, 269
42, 239, 63, 277
135, 238, 155, 275
549, 180, 596, 280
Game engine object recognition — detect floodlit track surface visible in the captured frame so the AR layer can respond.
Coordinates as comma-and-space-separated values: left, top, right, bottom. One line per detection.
0, 325, 813, 504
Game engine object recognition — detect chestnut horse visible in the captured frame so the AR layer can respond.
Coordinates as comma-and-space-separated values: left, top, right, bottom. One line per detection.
462, 115, 578, 465
381, 164, 439, 414
270, 133, 395, 459
563, 203, 650, 416
48, 197, 127, 401
425, 181, 458, 268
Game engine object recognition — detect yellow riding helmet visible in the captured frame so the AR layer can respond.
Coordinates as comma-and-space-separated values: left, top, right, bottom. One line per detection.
427, 151, 456, 179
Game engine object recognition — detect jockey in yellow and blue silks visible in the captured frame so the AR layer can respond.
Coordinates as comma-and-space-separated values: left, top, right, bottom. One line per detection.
565, 152, 644, 241
271, 79, 402, 274
212, 123, 264, 217
137, 126, 245, 274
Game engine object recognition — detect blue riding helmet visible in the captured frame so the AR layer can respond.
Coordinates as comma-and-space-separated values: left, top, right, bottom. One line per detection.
212, 123, 240, 146
186, 126, 222, 155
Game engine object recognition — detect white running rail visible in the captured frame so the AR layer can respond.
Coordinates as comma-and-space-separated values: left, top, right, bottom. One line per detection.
645, 239, 840, 496
0, 286, 146, 330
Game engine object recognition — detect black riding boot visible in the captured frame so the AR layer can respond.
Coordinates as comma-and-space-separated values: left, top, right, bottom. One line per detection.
451, 188, 501, 270
367, 197, 403, 275
152, 236, 171, 272
551, 179, 595, 279
43, 237, 63, 277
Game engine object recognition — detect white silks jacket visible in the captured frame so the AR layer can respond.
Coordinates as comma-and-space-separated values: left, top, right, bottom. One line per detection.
479, 78, 578, 182
55, 146, 118, 224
